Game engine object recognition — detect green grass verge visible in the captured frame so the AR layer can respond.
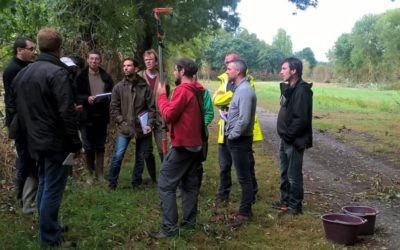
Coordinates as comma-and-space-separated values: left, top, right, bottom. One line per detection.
1, 80, 391, 249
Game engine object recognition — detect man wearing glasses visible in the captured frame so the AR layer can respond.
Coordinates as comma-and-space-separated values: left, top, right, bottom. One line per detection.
3, 37, 37, 213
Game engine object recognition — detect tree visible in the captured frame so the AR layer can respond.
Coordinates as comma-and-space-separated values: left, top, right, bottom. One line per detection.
271, 28, 293, 58
295, 47, 317, 69
350, 14, 383, 82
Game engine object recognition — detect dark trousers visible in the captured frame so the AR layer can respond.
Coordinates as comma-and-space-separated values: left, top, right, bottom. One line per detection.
15, 138, 37, 182
36, 151, 69, 246
217, 137, 258, 200
158, 147, 202, 235
80, 120, 108, 153
279, 140, 304, 212
227, 136, 254, 216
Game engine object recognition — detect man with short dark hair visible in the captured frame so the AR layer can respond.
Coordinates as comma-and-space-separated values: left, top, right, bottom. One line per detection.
12, 27, 82, 247
224, 59, 257, 228
75, 50, 114, 180
3, 36, 37, 213
150, 58, 205, 239
274, 57, 313, 216
108, 58, 156, 190
213, 52, 263, 204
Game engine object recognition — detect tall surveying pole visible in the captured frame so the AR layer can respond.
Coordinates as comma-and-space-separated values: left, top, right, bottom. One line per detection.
153, 7, 173, 85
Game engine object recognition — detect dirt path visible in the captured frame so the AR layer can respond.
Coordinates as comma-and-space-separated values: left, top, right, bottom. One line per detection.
257, 107, 400, 249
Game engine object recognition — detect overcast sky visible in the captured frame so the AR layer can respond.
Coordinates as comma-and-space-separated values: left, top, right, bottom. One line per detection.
237, 0, 400, 62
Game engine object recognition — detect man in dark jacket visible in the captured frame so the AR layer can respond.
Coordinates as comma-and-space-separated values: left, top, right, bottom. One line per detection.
74, 50, 113, 180
3, 37, 37, 210
274, 57, 313, 215
12, 27, 82, 247
108, 58, 155, 190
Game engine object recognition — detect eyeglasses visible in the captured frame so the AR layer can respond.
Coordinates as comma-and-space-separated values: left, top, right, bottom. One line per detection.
24, 47, 35, 52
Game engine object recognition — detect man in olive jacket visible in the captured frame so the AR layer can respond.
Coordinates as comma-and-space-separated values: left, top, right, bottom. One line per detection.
275, 57, 313, 215
108, 58, 156, 190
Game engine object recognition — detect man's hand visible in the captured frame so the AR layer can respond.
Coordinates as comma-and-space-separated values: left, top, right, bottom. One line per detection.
74, 104, 83, 112
144, 125, 152, 134
157, 83, 166, 97
88, 95, 96, 104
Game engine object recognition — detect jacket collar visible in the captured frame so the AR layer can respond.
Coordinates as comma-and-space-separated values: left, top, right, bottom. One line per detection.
36, 53, 69, 70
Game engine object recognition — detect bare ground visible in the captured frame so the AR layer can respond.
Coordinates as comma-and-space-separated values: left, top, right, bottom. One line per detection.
257, 107, 400, 249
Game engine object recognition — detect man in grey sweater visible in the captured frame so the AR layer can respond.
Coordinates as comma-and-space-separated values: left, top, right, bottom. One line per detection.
225, 59, 256, 228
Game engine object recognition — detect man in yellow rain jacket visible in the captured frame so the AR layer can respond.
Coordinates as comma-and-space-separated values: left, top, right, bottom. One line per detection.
213, 52, 263, 204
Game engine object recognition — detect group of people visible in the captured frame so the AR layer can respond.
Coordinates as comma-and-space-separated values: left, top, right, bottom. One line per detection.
2, 27, 313, 247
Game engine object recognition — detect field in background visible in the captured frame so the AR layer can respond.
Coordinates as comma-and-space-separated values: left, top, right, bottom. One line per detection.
256, 81, 400, 166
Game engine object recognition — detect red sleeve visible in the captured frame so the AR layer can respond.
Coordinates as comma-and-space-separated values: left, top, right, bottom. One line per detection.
157, 87, 188, 124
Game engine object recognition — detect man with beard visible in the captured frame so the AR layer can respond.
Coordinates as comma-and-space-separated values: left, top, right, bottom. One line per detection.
108, 58, 155, 190
150, 58, 205, 238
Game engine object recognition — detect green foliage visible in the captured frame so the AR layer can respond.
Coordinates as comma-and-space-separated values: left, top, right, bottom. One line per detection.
0, 0, 50, 67
329, 8, 400, 86
295, 47, 317, 69
272, 28, 293, 58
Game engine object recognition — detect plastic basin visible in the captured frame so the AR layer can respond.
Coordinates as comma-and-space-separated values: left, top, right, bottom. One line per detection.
321, 213, 366, 245
342, 205, 378, 235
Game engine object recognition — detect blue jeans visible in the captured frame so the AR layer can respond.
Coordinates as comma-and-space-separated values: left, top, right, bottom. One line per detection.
80, 120, 108, 153
36, 151, 69, 246
279, 140, 304, 212
108, 134, 150, 187
227, 136, 254, 216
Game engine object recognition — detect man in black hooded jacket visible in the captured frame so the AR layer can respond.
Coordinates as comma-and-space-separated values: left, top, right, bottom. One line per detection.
275, 57, 313, 216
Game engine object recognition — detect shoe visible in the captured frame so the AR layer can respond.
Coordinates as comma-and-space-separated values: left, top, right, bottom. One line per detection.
180, 222, 195, 230
278, 208, 302, 217
215, 195, 229, 205
229, 213, 249, 228
48, 240, 77, 248
108, 184, 116, 192
149, 230, 175, 239
60, 225, 69, 233
271, 201, 288, 211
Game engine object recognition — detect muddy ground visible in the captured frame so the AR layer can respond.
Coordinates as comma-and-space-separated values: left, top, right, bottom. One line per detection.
257, 107, 400, 249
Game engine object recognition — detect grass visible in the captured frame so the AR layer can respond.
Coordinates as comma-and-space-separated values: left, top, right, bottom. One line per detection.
1, 80, 396, 249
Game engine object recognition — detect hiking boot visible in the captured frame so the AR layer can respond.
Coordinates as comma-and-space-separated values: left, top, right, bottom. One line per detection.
271, 201, 289, 211
215, 195, 229, 205
229, 213, 249, 228
108, 184, 116, 192
48, 240, 77, 248
278, 208, 302, 217
180, 222, 196, 230
149, 230, 175, 239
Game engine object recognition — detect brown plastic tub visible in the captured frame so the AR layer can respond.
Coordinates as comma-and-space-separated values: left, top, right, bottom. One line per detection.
321, 213, 366, 245
342, 205, 378, 235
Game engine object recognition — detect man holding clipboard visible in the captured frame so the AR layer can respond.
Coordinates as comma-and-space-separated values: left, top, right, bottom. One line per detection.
74, 50, 114, 181
108, 58, 155, 190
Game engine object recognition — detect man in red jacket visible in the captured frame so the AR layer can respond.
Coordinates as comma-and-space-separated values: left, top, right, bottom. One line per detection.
150, 58, 205, 239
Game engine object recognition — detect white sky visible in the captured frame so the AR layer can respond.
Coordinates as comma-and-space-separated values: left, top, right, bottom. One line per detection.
237, 0, 400, 62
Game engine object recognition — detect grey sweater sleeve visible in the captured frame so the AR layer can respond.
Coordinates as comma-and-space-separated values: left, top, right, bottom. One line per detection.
228, 86, 255, 140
